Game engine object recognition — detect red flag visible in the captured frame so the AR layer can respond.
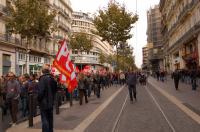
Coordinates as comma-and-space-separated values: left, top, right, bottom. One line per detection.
53, 39, 77, 93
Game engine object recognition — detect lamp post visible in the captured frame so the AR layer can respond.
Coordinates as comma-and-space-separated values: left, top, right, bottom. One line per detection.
25, 49, 31, 74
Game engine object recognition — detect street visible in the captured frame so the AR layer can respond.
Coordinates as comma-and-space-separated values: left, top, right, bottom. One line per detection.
5, 77, 200, 132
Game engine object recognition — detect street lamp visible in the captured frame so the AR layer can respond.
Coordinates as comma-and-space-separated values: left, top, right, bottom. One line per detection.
25, 49, 31, 74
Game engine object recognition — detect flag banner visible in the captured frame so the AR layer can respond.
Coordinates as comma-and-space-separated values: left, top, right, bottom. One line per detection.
53, 39, 77, 93
75, 66, 80, 73
81, 65, 91, 74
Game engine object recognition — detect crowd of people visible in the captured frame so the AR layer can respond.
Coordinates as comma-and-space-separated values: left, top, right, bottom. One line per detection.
0, 65, 131, 129
171, 69, 200, 91
152, 69, 200, 91
0, 72, 39, 126
0, 63, 149, 132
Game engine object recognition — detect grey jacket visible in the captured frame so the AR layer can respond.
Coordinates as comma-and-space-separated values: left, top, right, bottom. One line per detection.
6, 80, 20, 99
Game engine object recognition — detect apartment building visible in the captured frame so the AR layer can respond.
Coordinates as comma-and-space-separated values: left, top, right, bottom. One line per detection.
0, 0, 73, 76
146, 5, 163, 72
160, 0, 200, 71
142, 46, 148, 69
71, 11, 114, 71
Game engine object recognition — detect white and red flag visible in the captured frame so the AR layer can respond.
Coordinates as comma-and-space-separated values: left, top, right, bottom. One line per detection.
53, 39, 77, 93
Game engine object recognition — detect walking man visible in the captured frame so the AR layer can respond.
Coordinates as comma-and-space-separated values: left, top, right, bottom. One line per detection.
38, 65, 57, 132
173, 69, 180, 90
126, 70, 137, 103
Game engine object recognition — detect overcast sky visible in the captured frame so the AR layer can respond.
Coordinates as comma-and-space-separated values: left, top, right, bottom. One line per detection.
71, 0, 160, 68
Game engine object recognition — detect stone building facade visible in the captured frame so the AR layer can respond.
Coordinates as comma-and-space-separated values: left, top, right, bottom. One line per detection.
160, 0, 200, 72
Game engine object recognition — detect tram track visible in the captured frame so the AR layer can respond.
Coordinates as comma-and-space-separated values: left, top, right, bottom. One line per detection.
111, 93, 128, 132
111, 85, 177, 132
144, 85, 176, 132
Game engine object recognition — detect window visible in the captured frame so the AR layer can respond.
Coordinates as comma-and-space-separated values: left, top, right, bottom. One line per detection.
29, 55, 34, 62
3, 54, 11, 75
34, 56, 37, 62
3, 54, 10, 62
38, 57, 41, 63
18, 53, 26, 60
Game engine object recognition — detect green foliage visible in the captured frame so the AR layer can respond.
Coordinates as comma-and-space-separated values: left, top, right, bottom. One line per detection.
93, 2, 138, 71
70, 32, 93, 52
93, 2, 138, 46
6, 0, 56, 39
99, 52, 106, 64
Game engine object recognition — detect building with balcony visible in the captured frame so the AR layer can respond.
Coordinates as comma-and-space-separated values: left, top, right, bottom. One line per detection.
146, 5, 163, 73
160, 0, 200, 71
49, 0, 72, 53
142, 46, 148, 70
16, 0, 73, 75
0, 0, 73, 76
71, 11, 114, 71
0, 0, 16, 75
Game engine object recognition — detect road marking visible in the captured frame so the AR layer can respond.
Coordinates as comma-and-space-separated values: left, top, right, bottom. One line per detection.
111, 93, 128, 132
73, 86, 125, 132
145, 86, 176, 132
148, 80, 200, 125
6, 86, 124, 132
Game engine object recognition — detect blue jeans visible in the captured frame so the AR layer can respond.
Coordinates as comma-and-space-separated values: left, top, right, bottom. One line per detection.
41, 109, 53, 132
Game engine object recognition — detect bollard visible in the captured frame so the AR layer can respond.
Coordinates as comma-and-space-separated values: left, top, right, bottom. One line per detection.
55, 93, 59, 115
29, 94, 33, 127
0, 107, 3, 131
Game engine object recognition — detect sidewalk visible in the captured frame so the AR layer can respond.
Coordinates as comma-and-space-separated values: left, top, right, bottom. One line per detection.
148, 77, 200, 115
6, 85, 123, 132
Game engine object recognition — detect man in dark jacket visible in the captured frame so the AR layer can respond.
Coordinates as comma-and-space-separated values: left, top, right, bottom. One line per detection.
126, 71, 137, 103
173, 69, 180, 90
38, 65, 57, 132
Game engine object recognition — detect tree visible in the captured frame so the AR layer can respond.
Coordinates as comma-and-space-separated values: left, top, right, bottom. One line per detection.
99, 52, 106, 64
6, 0, 56, 39
93, 2, 138, 68
6, 0, 56, 73
70, 32, 93, 52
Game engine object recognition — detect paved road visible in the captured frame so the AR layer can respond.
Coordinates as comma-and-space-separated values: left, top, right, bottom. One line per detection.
86, 79, 200, 132
4, 79, 200, 132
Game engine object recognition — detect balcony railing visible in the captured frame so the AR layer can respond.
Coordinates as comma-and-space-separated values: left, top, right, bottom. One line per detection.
27, 39, 49, 54
0, 33, 24, 48
53, 3, 71, 20
49, 50, 57, 56
0, 4, 7, 16
58, 21, 70, 32
168, 0, 198, 36
58, 7, 70, 19
167, 21, 200, 53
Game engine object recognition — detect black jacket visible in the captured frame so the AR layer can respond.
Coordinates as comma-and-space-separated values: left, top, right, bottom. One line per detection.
38, 74, 57, 110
